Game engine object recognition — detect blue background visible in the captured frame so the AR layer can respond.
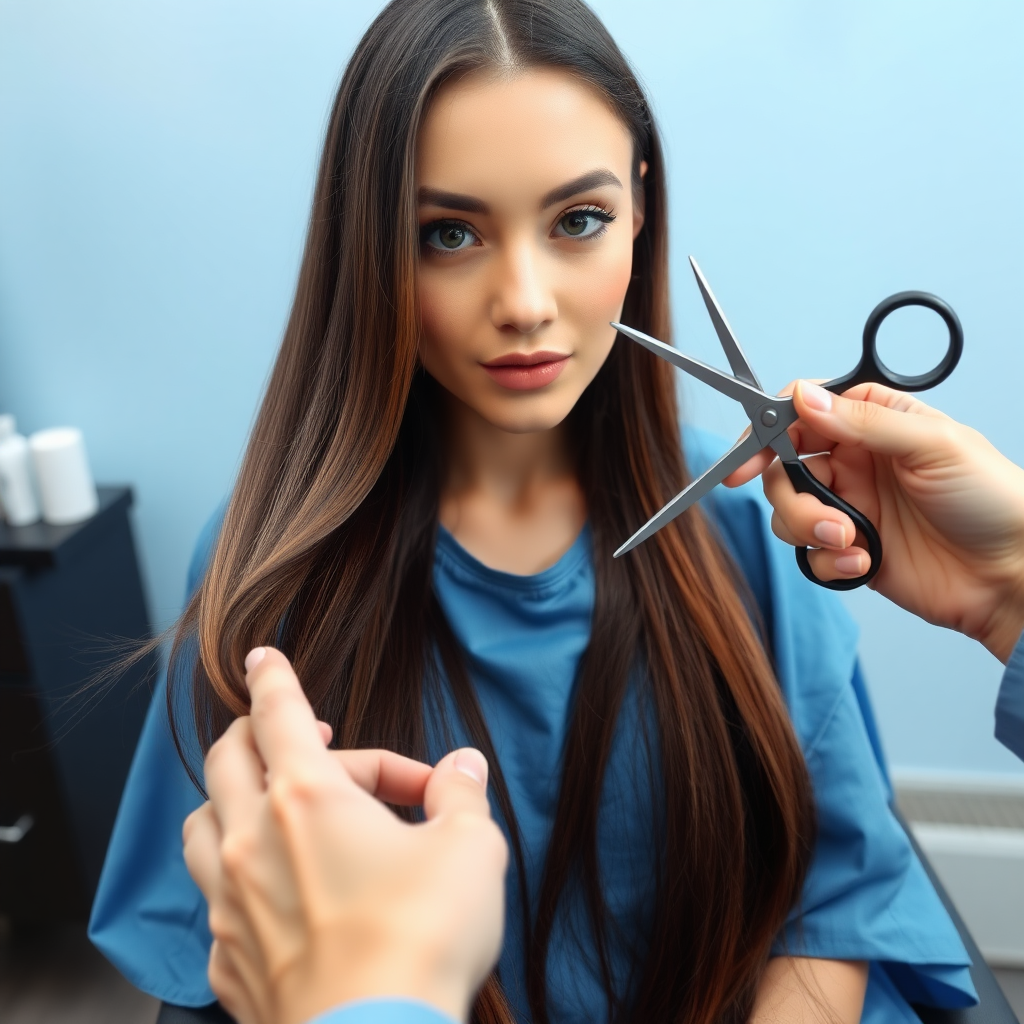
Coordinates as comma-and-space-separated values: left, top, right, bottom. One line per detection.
1, 1, 1021, 778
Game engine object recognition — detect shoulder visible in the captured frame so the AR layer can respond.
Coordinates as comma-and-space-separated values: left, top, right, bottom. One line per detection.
185, 501, 228, 599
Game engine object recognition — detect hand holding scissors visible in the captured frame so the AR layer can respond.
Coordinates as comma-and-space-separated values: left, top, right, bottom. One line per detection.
612, 257, 964, 591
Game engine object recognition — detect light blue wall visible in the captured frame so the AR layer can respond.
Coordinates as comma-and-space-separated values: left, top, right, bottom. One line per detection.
1, 1, 1021, 777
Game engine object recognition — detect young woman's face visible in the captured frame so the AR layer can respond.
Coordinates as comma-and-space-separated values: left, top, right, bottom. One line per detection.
416, 68, 643, 434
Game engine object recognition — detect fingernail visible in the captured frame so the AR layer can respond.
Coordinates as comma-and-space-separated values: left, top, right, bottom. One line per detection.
800, 381, 832, 412
244, 647, 266, 673
454, 748, 488, 787
834, 553, 866, 575
813, 520, 846, 548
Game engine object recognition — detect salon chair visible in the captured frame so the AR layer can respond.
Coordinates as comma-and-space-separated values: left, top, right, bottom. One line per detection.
897, 807, 1019, 1024
157, 814, 1020, 1024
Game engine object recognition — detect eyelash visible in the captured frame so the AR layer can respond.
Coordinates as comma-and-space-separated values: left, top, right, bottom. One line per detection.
419, 219, 478, 258
553, 204, 616, 241
419, 203, 617, 257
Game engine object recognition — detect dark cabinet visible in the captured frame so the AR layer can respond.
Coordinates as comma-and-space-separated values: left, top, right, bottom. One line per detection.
0, 487, 153, 921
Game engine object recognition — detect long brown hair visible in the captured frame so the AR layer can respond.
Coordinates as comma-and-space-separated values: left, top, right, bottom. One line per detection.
168, 2, 815, 1021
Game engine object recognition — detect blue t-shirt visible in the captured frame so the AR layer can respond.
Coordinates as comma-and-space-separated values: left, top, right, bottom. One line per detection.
88, 430, 977, 1024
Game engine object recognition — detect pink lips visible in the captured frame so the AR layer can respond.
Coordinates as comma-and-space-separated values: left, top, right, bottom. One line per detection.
481, 351, 570, 391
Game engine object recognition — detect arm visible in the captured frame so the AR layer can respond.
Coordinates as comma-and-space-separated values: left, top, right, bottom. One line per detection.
996, 631, 1024, 760
750, 957, 868, 1024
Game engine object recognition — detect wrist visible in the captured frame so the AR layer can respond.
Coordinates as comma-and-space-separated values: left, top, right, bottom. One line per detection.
984, 628, 1023, 667
982, 589, 1024, 664
973, 469, 1024, 663
275, 930, 470, 1024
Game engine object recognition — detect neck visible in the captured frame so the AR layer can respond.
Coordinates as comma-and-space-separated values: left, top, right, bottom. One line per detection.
437, 391, 586, 574
442, 395, 575, 503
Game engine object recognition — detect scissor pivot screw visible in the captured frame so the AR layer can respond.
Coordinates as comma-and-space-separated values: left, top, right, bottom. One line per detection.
760, 408, 778, 427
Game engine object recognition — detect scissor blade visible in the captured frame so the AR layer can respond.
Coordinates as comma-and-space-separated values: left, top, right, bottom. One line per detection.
688, 256, 764, 392
769, 428, 800, 463
614, 431, 765, 557
612, 322, 767, 408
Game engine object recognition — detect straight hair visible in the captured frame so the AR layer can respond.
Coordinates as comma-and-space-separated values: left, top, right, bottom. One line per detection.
169, 2, 816, 1021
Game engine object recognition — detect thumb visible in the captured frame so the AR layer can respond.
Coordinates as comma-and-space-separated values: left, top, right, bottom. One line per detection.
793, 379, 948, 462
423, 748, 492, 822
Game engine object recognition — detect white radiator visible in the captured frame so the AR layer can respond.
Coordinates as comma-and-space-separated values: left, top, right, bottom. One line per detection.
896, 774, 1024, 967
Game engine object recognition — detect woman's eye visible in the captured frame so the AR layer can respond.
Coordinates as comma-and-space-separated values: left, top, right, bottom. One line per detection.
421, 221, 477, 253
554, 207, 614, 239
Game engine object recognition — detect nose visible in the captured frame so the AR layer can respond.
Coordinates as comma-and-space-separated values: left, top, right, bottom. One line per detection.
490, 237, 557, 335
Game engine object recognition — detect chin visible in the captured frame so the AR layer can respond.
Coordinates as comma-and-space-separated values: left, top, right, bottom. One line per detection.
478, 396, 577, 434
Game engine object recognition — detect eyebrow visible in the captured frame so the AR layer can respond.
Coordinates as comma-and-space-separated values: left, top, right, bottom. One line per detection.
541, 169, 622, 208
417, 168, 623, 216
417, 187, 489, 214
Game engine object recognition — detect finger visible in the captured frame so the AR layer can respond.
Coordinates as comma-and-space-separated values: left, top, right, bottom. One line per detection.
770, 503, 854, 550
182, 803, 223, 900
725, 433, 838, 487
723, 379, 836, 488
805, 545, 872, 582
761, 453, 856, 545
838, 380, 944, 415
208, 939, 263, 1024
717, 427, 762, 488
203, 717, 265, 833
329, 748, 433, 805
423, 748, 492, 822
244, 647, 332, 779
723, 446, 774, 488
769, 510, 801, 547
317, 721, 333, 746
764, 479, 856, 552
792, 380, 951, 461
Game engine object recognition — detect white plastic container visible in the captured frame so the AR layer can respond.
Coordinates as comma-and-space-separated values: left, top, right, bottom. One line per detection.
29, 427, 99, 525
0, 423, 42, 526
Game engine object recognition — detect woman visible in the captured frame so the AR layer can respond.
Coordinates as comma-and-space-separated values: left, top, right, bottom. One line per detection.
89, 2, 976, 1022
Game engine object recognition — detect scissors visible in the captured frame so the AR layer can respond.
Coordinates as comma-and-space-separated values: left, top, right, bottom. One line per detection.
611, 257, 963, 590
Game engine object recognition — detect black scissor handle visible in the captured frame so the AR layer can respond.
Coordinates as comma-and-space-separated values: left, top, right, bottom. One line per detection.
790, 290, 961, 589
784, 460, 883, 591
824, 291, 963, 394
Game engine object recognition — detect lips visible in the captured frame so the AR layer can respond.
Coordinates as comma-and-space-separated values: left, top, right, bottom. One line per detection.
481, 351, 570, 391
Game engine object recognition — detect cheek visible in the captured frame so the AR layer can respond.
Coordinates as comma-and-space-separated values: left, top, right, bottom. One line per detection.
562, 238, 634, 349
417, 267, 475, 373
577, 238, 630, 321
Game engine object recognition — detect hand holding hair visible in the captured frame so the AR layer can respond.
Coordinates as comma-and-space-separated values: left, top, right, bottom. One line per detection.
727, 380, 1024, 662
182, 646, 508, 1024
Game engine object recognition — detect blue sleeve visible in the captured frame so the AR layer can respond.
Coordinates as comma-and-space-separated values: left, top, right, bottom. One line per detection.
685, 428, 977, 1023
307, 999, 457, 1024
88, 507, 226, 1006
995, 630, 1024, 761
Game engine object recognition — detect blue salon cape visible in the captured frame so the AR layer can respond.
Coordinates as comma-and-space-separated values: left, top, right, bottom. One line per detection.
89, 429, 977, 1023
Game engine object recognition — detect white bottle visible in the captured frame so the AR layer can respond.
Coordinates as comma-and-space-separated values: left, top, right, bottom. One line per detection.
0, 417, 42, 527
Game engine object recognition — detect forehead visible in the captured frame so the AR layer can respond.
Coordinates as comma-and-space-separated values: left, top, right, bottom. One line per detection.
416, 67, 633, 197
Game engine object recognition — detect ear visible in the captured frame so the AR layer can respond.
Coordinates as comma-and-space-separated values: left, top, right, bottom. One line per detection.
632, 160, 648, 240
